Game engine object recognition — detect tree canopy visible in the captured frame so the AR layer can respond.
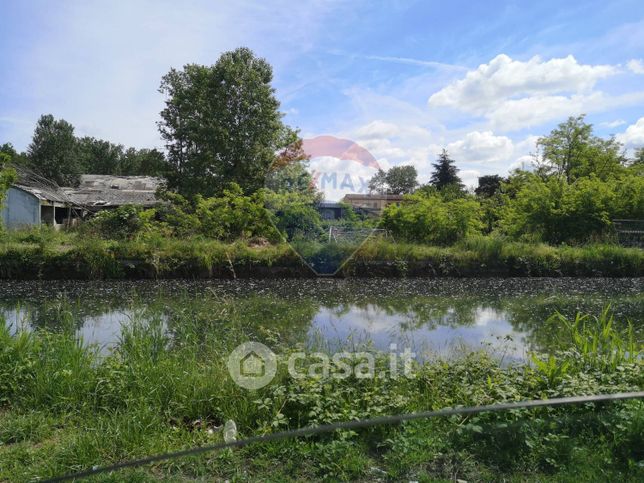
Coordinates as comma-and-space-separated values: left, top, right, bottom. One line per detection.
368, 165, 418, 194
27, 114, 83, 186
475, 175, 504, 198
158, 47, 296, 197
535, 115, 625, 182
12, 115, 169, 185
429, 149, 463, 190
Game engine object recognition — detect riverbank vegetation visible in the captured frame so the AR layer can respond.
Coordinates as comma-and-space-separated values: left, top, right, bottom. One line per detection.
0, 227, 642, 278
0, 305, 641, 481
1, 48, 642, 278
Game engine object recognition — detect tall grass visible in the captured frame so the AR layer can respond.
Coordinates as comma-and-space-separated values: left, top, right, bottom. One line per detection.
0, 227, 642, 278
0, 304, 642, 481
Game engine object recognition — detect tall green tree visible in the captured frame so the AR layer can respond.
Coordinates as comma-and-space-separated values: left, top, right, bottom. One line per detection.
78, 137, 123, 175
368, 166, 417, 194
120, 148, 168, 176
535, 115, 625, 182
475, 175, 503, 198
158, 47, 294, 197
386, 165, 418, 194
429, 149, 463, 190
27, 114, 83, 186
368, 169, 387, 194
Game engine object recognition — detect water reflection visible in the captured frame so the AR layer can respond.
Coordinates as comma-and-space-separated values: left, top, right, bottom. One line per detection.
0, 279, 641, 359
309, 305, 527, 361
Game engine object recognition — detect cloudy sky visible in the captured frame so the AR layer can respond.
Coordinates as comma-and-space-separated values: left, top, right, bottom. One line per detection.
2, 0, 644, 186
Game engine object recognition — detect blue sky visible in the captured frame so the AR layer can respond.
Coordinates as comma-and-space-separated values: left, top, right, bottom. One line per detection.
1, 0, 644, 186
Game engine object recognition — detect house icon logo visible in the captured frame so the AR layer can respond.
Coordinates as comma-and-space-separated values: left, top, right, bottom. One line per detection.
240, 351, 266, 377
227, 342, 277, 390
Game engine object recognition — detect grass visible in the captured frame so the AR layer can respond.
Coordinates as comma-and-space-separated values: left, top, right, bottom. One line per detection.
0, 228, 642, 279
0, 304, 642, 481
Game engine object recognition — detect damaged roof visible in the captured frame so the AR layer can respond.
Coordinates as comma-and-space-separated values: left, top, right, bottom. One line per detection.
13, 183, 71, 204
10, 166, 73, 204
62, 175, 164, 208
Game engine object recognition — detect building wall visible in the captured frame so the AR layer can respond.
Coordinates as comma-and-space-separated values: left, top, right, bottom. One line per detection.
1, 187, 40, 229
341, 196, 403, 214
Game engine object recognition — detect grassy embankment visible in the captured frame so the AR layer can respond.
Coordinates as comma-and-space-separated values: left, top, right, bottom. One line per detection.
0, 228, 642, 278
0, 305, 642, 481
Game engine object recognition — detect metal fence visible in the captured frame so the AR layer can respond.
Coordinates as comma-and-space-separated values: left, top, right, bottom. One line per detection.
613, 219, 644, 248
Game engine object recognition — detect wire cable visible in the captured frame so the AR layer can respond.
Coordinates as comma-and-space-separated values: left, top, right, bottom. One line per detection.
43, 391, 644, 482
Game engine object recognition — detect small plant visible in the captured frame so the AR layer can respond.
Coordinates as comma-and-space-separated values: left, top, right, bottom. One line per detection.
530, 353, 571, 385
547, 306, 640, 370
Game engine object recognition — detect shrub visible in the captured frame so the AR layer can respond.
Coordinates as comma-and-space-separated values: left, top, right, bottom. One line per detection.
498, 174, 644, 244
85, 205, 156, 240
382, 192, 482, 245
156, 184, 281, 241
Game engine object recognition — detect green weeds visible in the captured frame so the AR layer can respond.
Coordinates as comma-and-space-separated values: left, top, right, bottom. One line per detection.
0, 306, 642, 481
0, 228, 642, 278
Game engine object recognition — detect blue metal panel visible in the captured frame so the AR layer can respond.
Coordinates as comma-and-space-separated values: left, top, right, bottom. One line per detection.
1, 187, 40, 229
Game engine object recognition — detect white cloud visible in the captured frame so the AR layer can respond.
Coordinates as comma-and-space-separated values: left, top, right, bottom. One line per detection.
354, 120, 400, 139
1, 0, 341, 150
428, 54, 616, 113
345, 116, 539, 186
488, 92, 601, 130
616, 117, 644, 147
459, 169, 483, 189
509, 155, 535, 172
600, 119, 627, 129
424, 54, 644, 131
447, 131, 514, 164
627, 59, 644, 74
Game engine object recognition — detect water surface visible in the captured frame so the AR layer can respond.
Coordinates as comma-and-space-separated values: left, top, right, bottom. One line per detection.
1, 278, 641, 361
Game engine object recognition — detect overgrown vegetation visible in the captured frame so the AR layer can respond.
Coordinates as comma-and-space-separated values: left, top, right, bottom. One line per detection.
0, 305, 641, 481
379, 115, 643, 245
0, 229, 641, 279
2, 48, 642, 254
0, 153, 17, 218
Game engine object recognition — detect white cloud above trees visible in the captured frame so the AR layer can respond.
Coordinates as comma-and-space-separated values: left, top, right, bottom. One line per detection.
427, 54, 637, 131
616, 117, 644, 147
428, 54, 615, 113
446, 131, 514, 164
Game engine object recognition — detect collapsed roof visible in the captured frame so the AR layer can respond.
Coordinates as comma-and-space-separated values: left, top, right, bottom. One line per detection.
62, 175, 164, 208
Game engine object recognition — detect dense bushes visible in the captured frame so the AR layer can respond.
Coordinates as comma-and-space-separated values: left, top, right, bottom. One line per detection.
379, 169, 643, 246
86, 173, 642, 247
85, 205, 156, 240
382, 192, 482, 245
85, 184, 282, 242
498, 173, 644, 244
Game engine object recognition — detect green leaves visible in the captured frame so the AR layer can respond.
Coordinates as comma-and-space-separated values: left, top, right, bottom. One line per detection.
535, 114, 626, 182
381, 191, 482, 245
27, 114, 83, 186
498, 173, 644, 244
158, 48, 293, 198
